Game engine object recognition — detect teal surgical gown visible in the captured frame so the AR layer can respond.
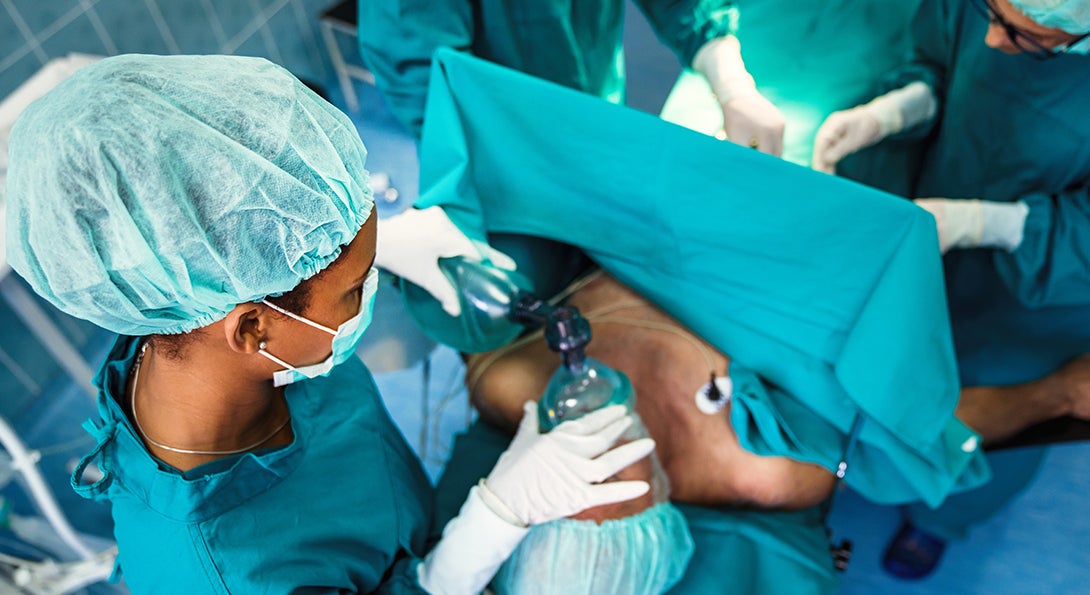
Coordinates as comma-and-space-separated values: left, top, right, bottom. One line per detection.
357, 0, 738, 137
413, 49, 989, 509
72, 336, 434, 593
884, 0, 1090, 540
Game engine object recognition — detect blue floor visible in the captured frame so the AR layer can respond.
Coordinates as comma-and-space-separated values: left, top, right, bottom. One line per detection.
830, 445, 1090, 594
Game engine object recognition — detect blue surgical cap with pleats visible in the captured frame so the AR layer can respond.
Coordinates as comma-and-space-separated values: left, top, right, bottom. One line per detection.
1010, 0, 1090, 33
5, 54, 373, 336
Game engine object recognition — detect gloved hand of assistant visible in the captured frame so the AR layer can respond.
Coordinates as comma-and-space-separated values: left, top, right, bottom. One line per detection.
811, 107, 882, 174
915, 198, 1029, 253
481, 402, 655, 527
812, 81, 937, 174
693, 36, 785, 156
373, 206, 515, 317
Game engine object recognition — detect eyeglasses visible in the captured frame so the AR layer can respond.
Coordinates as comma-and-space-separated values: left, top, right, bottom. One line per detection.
969, 0, 1090, 60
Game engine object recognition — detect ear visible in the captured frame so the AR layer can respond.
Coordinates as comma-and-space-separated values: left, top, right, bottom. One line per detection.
223, 303, 267, 354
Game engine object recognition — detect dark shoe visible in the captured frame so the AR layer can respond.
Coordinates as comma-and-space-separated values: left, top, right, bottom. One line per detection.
881, 522, 947, 579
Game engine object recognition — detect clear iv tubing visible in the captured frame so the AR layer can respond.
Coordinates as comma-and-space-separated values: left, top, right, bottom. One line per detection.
0, 414, 96, 560
467, 294, 721, 396
535, 270, 719, 373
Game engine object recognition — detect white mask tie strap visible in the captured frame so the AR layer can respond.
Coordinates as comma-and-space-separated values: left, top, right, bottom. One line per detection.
262, 299, 337, 335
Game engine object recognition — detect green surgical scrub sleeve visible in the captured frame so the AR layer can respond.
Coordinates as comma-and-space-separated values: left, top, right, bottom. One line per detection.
882, 0, 1090, 380
357, 0, 737, 137
414, 48, 989, 507
879, 0, 1090, 539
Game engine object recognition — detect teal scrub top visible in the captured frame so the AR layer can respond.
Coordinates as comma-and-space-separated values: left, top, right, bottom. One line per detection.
412, 49, 989, 508
72, 336, 434, 593
887, 0, 1090, 386
358, 0, 738, 137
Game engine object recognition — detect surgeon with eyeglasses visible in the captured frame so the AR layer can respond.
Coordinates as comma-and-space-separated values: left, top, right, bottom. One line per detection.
810, 0, 1090, 580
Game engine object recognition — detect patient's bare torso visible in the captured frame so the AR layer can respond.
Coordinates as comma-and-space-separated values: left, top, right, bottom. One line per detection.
468, 272, 835, 517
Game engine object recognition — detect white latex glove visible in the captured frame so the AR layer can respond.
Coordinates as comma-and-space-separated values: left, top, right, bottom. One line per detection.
374, 206, 515, 316
812, 81, 937, 174
692, 36, 785, 156
915, 198, 1029, 253
486, 402, 654, 526
417, 486, 529, 595
416, 403, 655, 595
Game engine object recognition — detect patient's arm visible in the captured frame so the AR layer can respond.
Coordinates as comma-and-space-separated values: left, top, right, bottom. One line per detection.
467, 272, 835, 511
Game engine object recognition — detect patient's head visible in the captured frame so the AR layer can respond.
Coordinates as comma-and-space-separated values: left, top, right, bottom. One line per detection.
492, 503, 693, 595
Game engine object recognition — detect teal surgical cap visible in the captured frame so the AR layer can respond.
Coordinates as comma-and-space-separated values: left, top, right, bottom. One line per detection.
1010, 0, 1090, 33
5, 54, 373, 336
491, 502, 695, 595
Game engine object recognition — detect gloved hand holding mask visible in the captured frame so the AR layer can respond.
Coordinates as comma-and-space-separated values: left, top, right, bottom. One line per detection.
417, 403, 655, 595
483, 402, 655, 526
374, 206, 515, 316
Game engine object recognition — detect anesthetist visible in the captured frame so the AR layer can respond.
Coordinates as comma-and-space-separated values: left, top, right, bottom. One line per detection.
4, 54, 654, 593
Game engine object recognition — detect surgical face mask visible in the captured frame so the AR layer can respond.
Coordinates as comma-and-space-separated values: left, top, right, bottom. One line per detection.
491, 502, 695, 595
259, 268, 378, 387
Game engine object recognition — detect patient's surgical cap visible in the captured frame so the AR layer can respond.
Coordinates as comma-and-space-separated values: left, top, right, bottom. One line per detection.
5, 54, 373, 336
491, 502, 695, 595
1009, 0, 1090, 33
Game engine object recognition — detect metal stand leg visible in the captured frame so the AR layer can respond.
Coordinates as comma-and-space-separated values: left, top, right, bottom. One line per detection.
0, 279, 96, 398
419, 354, 431, 462
320, 20, 359, 112
0, 343, 41, 395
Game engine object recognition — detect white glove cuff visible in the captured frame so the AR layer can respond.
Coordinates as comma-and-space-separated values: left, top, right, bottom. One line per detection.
942, 199, 985, 250
417, 486, 530, 595
692, 36, 757, 104
981, 200, 1030, 252
863, 81, 937, 137
477, 479, 528, 528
